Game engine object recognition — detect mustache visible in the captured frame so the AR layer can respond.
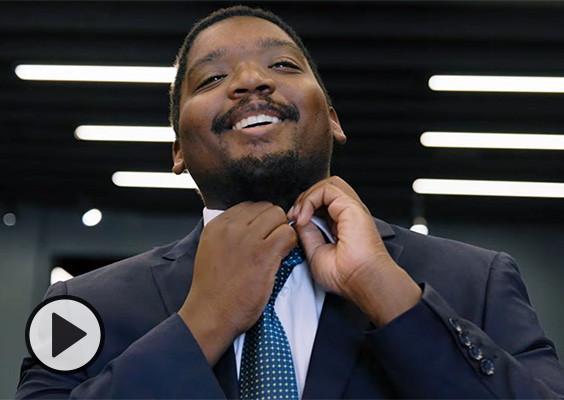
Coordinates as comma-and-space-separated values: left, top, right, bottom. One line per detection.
211, 96, 300, 134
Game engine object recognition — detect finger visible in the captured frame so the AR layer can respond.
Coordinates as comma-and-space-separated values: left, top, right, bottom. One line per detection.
326, 176, 370, 215
208, 202, 277, 241
288, 177, 332, 220
289, 176, 367, 221
295, 220, 328, 262
288, 191, 306, 220
296, 184, 347, 226
289, 176, 352, 221
249, 205, 289, 239
216, 201, 271, 224
265, 223, 298, 260
240, 202, 277, 225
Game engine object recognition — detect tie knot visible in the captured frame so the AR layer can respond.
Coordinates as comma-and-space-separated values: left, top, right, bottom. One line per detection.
270, 246, 305, 302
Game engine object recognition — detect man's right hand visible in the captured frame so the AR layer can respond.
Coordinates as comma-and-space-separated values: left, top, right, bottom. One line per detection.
177, 202, 297, 365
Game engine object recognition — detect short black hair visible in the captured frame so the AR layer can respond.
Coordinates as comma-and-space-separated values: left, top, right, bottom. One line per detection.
169, 5, 332, 136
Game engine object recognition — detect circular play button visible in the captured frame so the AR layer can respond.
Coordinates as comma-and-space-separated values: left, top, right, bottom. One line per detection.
25, 295, 104, 374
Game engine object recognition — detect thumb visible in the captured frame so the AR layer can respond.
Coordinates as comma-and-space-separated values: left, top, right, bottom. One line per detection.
295, 221, 327, 262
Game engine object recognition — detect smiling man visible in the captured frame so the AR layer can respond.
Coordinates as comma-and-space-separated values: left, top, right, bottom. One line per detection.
171, 16, 344, 212
16, 5, 564, 400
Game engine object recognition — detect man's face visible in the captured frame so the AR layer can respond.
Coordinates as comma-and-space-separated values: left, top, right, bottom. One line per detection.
174, 16, 346, 209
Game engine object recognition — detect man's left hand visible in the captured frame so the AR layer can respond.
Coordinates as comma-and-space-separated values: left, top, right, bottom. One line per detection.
287, 176, 422, 327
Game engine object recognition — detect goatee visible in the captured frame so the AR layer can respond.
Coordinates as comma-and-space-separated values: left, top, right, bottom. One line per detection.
196, 150, 330, 211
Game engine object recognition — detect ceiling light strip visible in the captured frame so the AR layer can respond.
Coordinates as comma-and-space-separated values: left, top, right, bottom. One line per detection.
112, 171, 198, 189
413, 179, 564, 198
420, 131, 564, 150
429, 75, 564, 93
75, 125, 175, 142
15, 64, 176, 83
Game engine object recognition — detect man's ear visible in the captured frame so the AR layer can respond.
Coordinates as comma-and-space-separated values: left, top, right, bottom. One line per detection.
172, 139, 185, 175
329, 107, 347, 144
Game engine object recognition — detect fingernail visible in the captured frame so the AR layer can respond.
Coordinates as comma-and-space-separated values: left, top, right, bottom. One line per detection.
288, 205, 295, 217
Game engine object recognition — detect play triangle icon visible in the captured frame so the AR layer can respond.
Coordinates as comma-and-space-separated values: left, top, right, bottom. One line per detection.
51, 312, 87, 358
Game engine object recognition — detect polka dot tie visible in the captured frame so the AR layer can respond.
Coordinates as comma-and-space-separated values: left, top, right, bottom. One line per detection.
239, 246, 305, 400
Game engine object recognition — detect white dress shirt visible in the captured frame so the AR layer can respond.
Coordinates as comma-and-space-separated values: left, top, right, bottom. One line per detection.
203, 208, 334, 399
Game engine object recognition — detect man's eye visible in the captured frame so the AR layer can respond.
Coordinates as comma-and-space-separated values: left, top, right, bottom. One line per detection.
197, 75, 225, 90
270, 61, 300, 70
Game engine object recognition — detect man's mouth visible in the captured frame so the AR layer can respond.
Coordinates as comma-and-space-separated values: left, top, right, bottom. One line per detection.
231, 114, 282, 131
212, 97, 299, 135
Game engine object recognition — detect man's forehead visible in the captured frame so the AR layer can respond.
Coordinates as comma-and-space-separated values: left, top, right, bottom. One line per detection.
186, 16, 302, 64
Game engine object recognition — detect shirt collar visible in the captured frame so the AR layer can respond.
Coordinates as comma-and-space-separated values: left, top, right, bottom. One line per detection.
202, 207, 336, 244
203, 207, 224, 226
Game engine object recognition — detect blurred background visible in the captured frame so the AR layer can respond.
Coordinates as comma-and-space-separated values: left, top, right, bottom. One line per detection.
1, 0, 564, 396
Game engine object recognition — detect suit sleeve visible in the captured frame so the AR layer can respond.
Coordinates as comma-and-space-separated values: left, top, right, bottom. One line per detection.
366, 252, 564, 399
15, 281, 226, 399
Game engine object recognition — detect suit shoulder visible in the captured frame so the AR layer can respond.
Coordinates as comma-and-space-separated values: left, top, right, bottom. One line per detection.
384, 222, 514, 293
384, 223, 518, 322
388, 223, 500, 266
62, 239, 180, 296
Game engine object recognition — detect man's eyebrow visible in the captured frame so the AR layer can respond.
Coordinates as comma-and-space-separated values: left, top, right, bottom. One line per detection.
187, 48, 228, 80
186, 38, 302, 80
256, 37, 302, 54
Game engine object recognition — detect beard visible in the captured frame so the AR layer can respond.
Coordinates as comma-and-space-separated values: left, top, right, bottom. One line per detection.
194, 147, 331, 212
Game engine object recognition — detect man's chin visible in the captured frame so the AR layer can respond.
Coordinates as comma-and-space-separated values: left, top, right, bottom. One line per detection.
225, 140, 291, 163
195, 151, 330, 211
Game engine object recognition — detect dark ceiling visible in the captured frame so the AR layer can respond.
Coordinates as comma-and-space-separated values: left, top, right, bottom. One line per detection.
1, 1, 564, 223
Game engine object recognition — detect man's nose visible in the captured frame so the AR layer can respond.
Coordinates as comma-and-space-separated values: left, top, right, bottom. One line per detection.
227, 63, 275, 98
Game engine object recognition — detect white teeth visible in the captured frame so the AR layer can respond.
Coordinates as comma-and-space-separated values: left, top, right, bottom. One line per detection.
232, 114, 281, 130
257, 115, 267, 123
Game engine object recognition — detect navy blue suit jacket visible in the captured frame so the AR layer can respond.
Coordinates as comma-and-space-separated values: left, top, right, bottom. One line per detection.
16, 219, 564, 398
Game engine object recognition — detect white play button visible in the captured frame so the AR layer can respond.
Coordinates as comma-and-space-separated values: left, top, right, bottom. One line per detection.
25, 295, 104, 374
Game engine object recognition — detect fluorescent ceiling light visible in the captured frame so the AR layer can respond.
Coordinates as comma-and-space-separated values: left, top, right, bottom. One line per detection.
15, 64, 176, 83
413, 179, 564, 198
75, 125, 175, 142
428, 75, 564, 93
420, 131, 564, 150
112, 171, 198, 189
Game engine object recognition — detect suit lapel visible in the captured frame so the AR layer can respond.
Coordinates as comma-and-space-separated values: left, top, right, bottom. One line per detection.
303, 218, 403, 399
150, 220, 239, 397
150, 221, 203, 315
302, 292, 369, 399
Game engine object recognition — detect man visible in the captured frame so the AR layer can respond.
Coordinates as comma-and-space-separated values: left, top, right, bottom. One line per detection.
16, 5, 564, 399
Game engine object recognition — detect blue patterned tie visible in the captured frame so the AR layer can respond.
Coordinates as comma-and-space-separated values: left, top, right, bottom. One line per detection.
239, 246, 305, 400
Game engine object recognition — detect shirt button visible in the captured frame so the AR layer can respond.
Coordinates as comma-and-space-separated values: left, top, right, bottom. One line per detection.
279, 287, 290, 297
480, 359, 495, 376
